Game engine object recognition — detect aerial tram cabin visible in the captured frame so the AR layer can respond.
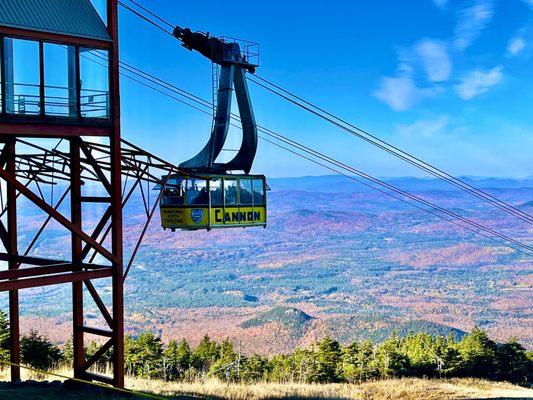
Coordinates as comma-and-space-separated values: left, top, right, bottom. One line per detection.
160, 173, 267, 230
160, 26, 267, 231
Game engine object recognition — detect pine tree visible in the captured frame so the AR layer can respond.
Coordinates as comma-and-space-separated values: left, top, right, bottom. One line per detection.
0, 310, 9, 362
192, 334, 218, 373
62, 339, 73, 364
241, 354, 269, 382
209, 339, 239, 381
311, 336, 342, 383
402, 332, 439, 377
85, 340, 112, 369
457, 327, 497, 379
341, 340, 378, 382
124, 332, 164, 378
375, 332, 410, 378
434, 334, 461, 376
495, 338, 532, 383
164, 339, 192, 380
20, 330, 61, 371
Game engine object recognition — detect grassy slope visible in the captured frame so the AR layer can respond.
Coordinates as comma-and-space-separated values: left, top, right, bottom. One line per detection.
127, 378, 533, 400
1, 375, 532, 400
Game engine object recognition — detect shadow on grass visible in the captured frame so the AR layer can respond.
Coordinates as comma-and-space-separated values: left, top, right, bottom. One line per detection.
0, 381, 219, 400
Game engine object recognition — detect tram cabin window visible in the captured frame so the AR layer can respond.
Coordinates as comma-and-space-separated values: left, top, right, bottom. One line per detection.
240, 178, 253, 205
252, 179, 265, 204
162, 178, 184, 206
224, 179, 238, 205
186, 179, 208, 205
210, 179, 223, 206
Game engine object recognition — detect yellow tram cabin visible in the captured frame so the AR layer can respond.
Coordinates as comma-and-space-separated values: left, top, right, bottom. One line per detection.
160, 174, 267, 231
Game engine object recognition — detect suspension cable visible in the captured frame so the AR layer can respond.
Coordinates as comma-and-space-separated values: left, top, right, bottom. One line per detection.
108, 2, 533, 254
117, 0, 533, 226
123, 0, 175, 29
89, 63, 533, 255
247, 76, 533, 224
118, 0, 173, 36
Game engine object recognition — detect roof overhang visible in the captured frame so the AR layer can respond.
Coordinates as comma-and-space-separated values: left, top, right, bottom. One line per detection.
0, 0, 112, 48
0, 25, 112, 49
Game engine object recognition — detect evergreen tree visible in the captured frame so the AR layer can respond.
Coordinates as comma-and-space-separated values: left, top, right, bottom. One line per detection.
124, 332, 164, 378
311, 336, 342, 383
209, 339, 239, 381
192, 334, 218, 373
287, 347, 316, 383
457, 327, 497, 379
375, 332, 410, 378
402, 332, 439, 377
4, 326, 530, 385
20, 330, 61, 371
62, 339, 73, 364
341, 340, 377, 382
495, 338, 532, 383
0, 310, 9, 362
433, 334, 461, 376
85, 340, 112, 369
241, 354, 269, 382
164, 339, 191, 381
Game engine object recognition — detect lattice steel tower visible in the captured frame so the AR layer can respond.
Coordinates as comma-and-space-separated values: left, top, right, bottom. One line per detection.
0, 0, 124, 387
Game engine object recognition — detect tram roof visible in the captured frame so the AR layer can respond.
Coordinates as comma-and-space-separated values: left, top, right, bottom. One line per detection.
167, 173, 266, 180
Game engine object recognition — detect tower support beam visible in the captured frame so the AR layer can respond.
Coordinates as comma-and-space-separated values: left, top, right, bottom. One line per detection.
6, 138, 19, 382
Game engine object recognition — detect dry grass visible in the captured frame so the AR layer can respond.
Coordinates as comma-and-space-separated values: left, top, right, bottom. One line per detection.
127, 376, 533, 400
1, 367, 532, 399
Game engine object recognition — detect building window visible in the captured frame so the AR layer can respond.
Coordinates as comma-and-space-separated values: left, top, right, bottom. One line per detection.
44, 43, 77, 117
3, 38, 41, 115
79, 48, 110, 118
1, 37, 111, 120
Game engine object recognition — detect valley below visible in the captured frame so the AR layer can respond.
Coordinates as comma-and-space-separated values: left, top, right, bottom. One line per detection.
3, 175, 532, 351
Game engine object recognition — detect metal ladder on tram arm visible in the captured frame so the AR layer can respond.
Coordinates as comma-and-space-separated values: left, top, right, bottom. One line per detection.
172, 26, 259, 174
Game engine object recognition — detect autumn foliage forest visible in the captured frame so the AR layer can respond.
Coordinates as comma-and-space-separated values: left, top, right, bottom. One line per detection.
1, 310, 531, 386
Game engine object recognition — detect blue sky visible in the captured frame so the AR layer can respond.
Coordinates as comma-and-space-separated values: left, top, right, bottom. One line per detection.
96, 0, 532, 178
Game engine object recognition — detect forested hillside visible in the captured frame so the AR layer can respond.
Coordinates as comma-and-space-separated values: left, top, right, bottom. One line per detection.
1, 176, 531, 354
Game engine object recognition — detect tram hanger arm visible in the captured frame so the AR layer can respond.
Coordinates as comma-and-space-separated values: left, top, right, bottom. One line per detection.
172, 25, 256, 73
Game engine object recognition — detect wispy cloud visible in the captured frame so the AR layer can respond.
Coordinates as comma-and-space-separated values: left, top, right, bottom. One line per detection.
432, 0, 448, 8
373, 76, 437, 112
454, 0, 494, 50
524, 0, 533, 9
455, 66, 503, 100
415, 40, 452, 82
507, 37, 526, 56
397, 115, 450, 137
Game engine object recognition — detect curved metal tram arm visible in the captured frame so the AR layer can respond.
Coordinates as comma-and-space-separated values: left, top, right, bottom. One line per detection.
172, 25, 259, 174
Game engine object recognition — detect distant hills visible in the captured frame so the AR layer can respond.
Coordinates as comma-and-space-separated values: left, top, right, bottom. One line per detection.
241, 306, 315, 332
239, 306, 466, 346
268, 175, 533, 193
8, 174, 532, 352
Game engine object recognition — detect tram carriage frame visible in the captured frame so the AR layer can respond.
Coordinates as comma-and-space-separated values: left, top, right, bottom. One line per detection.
158, 25, 267, 232
160, 173, 268, 231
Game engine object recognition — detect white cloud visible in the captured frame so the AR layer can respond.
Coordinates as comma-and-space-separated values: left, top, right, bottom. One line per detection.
374, 76, 436, 112
397, 115, 449, 137
415, 40, 452, 82
454, 0, 494, 51
524, 0, 533, 9
432, 0, 448, 8
455, 66, 503, 100
507, 37, 525, 56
